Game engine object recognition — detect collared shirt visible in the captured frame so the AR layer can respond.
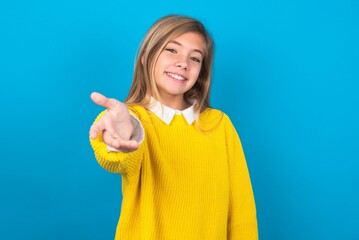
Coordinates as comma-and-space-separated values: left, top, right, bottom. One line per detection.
148, 98, 196, 125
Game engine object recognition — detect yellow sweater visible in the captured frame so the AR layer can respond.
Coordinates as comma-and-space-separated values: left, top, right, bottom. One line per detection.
90, 105, 258, 240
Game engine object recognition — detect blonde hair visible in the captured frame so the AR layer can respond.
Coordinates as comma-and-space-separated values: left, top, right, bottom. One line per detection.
125, 15, 214, 115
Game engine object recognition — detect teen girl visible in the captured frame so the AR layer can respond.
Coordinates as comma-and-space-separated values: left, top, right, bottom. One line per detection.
89, 15, 258, 239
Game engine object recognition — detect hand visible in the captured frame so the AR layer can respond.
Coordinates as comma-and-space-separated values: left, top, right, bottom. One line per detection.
89, 92, 139, 152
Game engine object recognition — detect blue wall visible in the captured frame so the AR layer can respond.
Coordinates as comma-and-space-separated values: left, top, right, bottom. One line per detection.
1, 0, 358, 239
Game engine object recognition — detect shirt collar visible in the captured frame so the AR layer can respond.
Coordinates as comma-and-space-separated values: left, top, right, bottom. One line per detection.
148, 97, 196, 125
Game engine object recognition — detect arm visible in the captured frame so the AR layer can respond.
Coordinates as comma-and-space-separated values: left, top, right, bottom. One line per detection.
89, 92, 144, 176
225, 116, 258, 239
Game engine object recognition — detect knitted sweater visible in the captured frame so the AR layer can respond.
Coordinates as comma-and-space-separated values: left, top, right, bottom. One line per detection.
90, 105, 258, 240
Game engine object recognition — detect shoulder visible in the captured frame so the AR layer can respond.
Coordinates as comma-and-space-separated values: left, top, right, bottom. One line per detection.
198, 107, 234, 130
200, 108, 233, 123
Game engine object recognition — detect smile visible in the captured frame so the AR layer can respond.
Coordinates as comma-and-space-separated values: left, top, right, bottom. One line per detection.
165, 72, 187, 81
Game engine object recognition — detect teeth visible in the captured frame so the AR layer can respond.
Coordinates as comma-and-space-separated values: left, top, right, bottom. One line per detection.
167, 72, 185, 81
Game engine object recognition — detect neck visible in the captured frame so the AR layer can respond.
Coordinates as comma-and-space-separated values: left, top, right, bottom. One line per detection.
157, 94, 191, 110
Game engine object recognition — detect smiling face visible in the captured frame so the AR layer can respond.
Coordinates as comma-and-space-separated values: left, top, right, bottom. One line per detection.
154, 32, 206, 109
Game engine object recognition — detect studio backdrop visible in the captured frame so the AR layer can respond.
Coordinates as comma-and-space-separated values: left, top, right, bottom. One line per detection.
0, 0, 358, 239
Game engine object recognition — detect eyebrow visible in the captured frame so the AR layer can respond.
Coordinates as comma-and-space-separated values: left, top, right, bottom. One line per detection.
168, 40, 204, 57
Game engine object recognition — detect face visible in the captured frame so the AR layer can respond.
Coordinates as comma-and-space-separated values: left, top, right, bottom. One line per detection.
153, 32, 205, 107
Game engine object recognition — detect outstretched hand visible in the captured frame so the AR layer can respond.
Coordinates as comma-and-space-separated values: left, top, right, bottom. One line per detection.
89, 92, 139, 152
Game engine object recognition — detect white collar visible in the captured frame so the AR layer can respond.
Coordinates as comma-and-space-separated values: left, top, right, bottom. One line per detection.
148, 98, 196, 125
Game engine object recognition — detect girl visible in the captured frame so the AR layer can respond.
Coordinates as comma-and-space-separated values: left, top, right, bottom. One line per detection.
89, 15, 258, 239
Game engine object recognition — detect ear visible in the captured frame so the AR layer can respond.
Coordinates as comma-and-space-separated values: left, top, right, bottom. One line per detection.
141, 55, 144, 65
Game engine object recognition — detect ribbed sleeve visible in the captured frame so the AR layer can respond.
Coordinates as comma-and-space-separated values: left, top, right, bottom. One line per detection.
224, 114, 258, 239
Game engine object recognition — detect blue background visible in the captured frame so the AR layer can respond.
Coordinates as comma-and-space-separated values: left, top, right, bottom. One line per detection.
1, 0, 358, 239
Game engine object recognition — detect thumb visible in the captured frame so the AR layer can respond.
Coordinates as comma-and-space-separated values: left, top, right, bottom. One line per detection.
91, 92, 117, 110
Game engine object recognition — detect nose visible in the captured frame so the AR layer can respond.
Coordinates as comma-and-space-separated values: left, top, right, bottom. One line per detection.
175, 57, 189, 70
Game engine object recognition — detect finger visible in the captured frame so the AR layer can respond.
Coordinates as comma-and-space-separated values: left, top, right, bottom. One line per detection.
91, 116, 120, 141
104, 137, 139, 153
118, 140, 139, 152
102, 117, 121, 139
89, 121, 106, 139
90, 92, 118, 110
102, 131, 119, 147
90, 92, 109, 108
91, 92, 111, 108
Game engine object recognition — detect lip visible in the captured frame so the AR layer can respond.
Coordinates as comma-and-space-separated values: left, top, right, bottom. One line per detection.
165, 71, 188, 81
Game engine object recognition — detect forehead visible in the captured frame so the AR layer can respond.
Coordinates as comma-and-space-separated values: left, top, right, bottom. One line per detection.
167, 32, 206, 54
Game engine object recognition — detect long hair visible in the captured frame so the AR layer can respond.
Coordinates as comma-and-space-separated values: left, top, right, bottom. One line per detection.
125, 15, 214, 115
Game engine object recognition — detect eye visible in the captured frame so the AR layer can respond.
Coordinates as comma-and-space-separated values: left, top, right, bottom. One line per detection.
191, 57, 201, 63
165, 48, 177, 54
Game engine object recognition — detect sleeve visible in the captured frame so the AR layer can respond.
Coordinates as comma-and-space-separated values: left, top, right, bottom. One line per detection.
89, 111, 144, 177
225, 115, 258, 239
